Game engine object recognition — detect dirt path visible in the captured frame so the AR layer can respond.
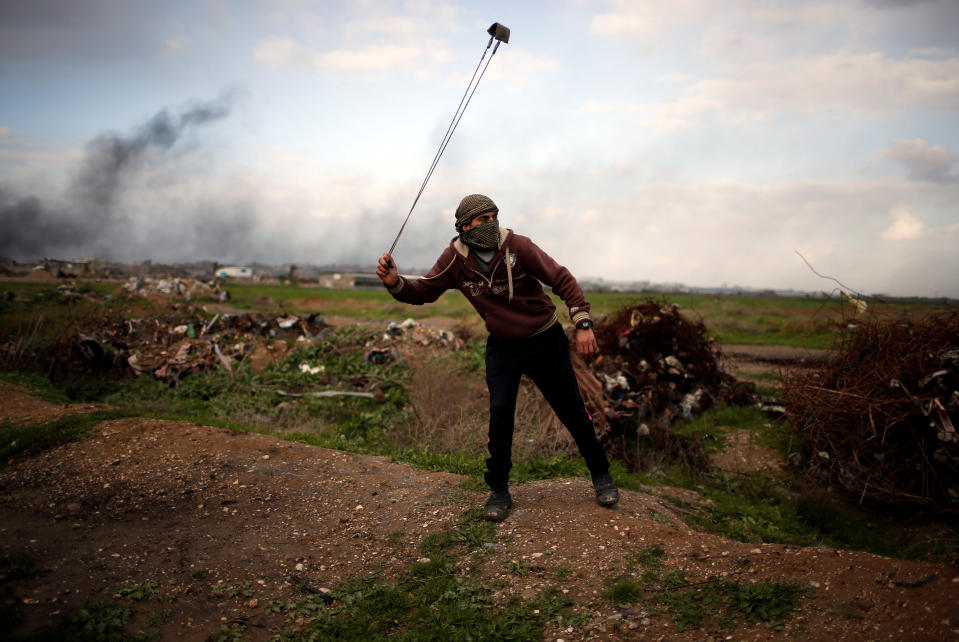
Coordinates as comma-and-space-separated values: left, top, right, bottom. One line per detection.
1, 382, 957, 641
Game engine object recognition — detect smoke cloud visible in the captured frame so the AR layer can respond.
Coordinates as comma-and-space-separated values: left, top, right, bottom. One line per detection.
0, 92, 236, 261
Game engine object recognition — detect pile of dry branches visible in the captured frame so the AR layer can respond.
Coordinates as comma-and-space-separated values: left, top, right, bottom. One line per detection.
783, 312, 959, 508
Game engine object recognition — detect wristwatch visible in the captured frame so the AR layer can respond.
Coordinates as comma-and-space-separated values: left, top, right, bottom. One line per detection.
576, 319, 593, 331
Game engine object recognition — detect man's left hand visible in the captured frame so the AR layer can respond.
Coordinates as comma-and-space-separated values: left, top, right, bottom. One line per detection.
575, 328, 598, 357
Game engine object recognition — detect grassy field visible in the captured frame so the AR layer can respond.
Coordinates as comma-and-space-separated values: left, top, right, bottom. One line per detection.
1, 279, 956, 566
220, 281, 953, 349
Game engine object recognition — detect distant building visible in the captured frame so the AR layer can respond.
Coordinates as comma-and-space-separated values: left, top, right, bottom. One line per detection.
216, 266, 253, 279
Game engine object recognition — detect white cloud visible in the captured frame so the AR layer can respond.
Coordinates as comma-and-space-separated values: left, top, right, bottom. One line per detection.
482, 49, 559, 91
881, 205, 926, 240
879, 203, 959, 241
253, 36, 300, 68
314, 44, 421, 72
880, 138, 959, 182
589, 0, 700, 44
643, 50, 959, 129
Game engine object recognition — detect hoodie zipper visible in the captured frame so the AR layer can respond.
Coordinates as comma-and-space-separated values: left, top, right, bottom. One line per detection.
465, 247, 513, 301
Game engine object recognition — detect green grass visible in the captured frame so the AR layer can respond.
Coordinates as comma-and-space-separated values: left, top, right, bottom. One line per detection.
12, 599, 140, 641
670, 404, 792, 456
602, 545, 806, 631
3, 285, 956, 570
114, 581, 160, 602
225, 281, 478, 320
269, 510, 571, 641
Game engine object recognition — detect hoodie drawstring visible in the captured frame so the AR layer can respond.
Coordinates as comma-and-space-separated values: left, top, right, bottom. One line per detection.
505, 246, 514, 301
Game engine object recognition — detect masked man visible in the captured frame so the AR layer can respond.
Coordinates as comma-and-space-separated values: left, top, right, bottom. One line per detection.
376, 194, 618, 521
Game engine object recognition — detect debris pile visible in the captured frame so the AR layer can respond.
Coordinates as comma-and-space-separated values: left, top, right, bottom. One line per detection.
529, 300, 756, 470
361, 318, 467, 365
121, 276, 229, 301
591, 301, 755, 426
783, 312, 959, 508
60, 312, 329, 383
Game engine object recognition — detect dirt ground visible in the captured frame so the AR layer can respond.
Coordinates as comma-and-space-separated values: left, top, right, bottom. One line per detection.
2, 379, 958, 641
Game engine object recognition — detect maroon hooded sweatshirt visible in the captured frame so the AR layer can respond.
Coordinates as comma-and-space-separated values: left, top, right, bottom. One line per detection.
386, 228, 591, 339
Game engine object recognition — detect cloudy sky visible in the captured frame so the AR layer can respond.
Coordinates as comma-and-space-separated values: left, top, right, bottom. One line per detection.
1, 0, 958, 297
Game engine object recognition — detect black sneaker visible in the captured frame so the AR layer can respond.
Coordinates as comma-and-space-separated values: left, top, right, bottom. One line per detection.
592, 473, 619, 507
483, 490, 512, 522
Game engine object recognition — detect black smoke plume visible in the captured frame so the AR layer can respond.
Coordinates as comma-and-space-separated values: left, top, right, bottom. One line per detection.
0, 92, 234, 259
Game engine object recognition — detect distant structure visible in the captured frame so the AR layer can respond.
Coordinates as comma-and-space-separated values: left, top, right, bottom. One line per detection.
216, 266, 253, 279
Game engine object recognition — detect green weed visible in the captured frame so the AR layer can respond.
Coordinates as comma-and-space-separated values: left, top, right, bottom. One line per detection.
603, 576, 644, 606
60, 599, 135, 641
603, 546, 806, 631
420, 510, 496, 553
212, 622, 246, 641
273, 513, 559, 642
210, 581, 252, 599
115, 580, 159, 602
0, 371, 71, 404
503, 560, 532, 576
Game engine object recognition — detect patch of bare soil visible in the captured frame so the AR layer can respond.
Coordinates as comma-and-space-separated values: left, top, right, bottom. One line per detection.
710, 429, 785, 476
724, 345, 829, 377
1, 383, 958, 640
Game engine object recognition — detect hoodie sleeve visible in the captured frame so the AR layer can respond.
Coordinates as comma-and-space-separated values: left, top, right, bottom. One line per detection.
513, 235, 591, 326
385, 246, 459, 305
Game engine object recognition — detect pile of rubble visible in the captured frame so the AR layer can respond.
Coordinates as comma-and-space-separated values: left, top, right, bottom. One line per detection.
570, 301, 757, 471
121, 276, 229, 301
361, 318, 467, 365
591, 301, 755, 426
783, 311, 959, 508
52, 313, 470, 386
63, 312, 330, 383
525, 301, 756, 470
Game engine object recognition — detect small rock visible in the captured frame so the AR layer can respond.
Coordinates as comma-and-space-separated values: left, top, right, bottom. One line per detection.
295, 563, 305, 571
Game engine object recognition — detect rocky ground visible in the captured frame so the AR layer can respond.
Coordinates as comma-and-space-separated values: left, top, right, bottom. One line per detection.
2, 378, 958, 641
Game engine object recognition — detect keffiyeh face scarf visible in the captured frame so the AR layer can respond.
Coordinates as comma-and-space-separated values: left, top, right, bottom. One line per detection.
455, 194, 501, 252
460, 218, 500, 251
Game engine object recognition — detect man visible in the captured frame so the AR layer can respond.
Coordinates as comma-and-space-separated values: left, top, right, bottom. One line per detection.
376, 194, 618, 521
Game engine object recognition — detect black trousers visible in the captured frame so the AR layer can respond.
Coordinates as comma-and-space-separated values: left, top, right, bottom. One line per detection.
484, 322, 610, 491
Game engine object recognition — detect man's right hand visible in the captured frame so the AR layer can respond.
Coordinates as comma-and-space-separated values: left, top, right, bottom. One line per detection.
376, 253, 399, 288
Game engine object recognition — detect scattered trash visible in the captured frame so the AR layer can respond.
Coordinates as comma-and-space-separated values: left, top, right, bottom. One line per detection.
591, 301, 756, 429
121, 276, 229, 301
526, 300, 757, 472
53, 311, 330, 383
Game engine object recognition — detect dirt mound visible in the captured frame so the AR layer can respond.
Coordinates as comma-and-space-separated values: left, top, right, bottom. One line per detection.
1, 383, 957, 640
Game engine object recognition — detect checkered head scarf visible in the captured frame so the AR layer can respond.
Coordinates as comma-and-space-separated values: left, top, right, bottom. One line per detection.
455, 194, 500, 251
